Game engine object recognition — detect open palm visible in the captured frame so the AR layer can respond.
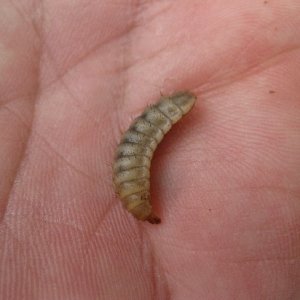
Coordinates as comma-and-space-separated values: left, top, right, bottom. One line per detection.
1, 1, 299, 299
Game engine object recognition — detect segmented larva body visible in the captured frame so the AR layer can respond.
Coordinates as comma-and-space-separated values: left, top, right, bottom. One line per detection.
113, 91, 196, 224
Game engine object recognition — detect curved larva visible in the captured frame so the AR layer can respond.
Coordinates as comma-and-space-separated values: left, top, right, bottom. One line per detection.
113, 91, 197, 224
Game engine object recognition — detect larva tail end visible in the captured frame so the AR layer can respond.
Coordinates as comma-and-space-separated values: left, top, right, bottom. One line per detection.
146, 213, 161, 224
171, 91, 197, 115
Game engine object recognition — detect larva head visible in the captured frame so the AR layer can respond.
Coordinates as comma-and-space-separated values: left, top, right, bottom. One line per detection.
170, 91, 197, 115
124, 192, 161, 224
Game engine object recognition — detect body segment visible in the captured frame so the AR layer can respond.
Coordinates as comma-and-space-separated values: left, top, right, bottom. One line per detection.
113, 91, 196, 224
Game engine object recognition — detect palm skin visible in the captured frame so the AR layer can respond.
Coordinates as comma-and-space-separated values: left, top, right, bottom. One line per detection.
0, 1, 299, 299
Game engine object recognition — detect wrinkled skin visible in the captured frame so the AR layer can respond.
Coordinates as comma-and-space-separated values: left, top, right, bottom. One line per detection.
0, 1, 300, 299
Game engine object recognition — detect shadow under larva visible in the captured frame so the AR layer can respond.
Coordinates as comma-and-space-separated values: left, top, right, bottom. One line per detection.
113, 91, 197, 224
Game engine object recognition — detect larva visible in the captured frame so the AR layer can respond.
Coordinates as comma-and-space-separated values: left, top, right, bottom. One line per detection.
113, 91, 196, 224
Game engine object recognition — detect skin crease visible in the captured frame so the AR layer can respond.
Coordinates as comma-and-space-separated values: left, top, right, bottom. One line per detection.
0, 0, 299, 299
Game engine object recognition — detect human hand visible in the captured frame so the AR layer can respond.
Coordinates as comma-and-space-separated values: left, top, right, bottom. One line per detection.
0, 1, 299, 299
